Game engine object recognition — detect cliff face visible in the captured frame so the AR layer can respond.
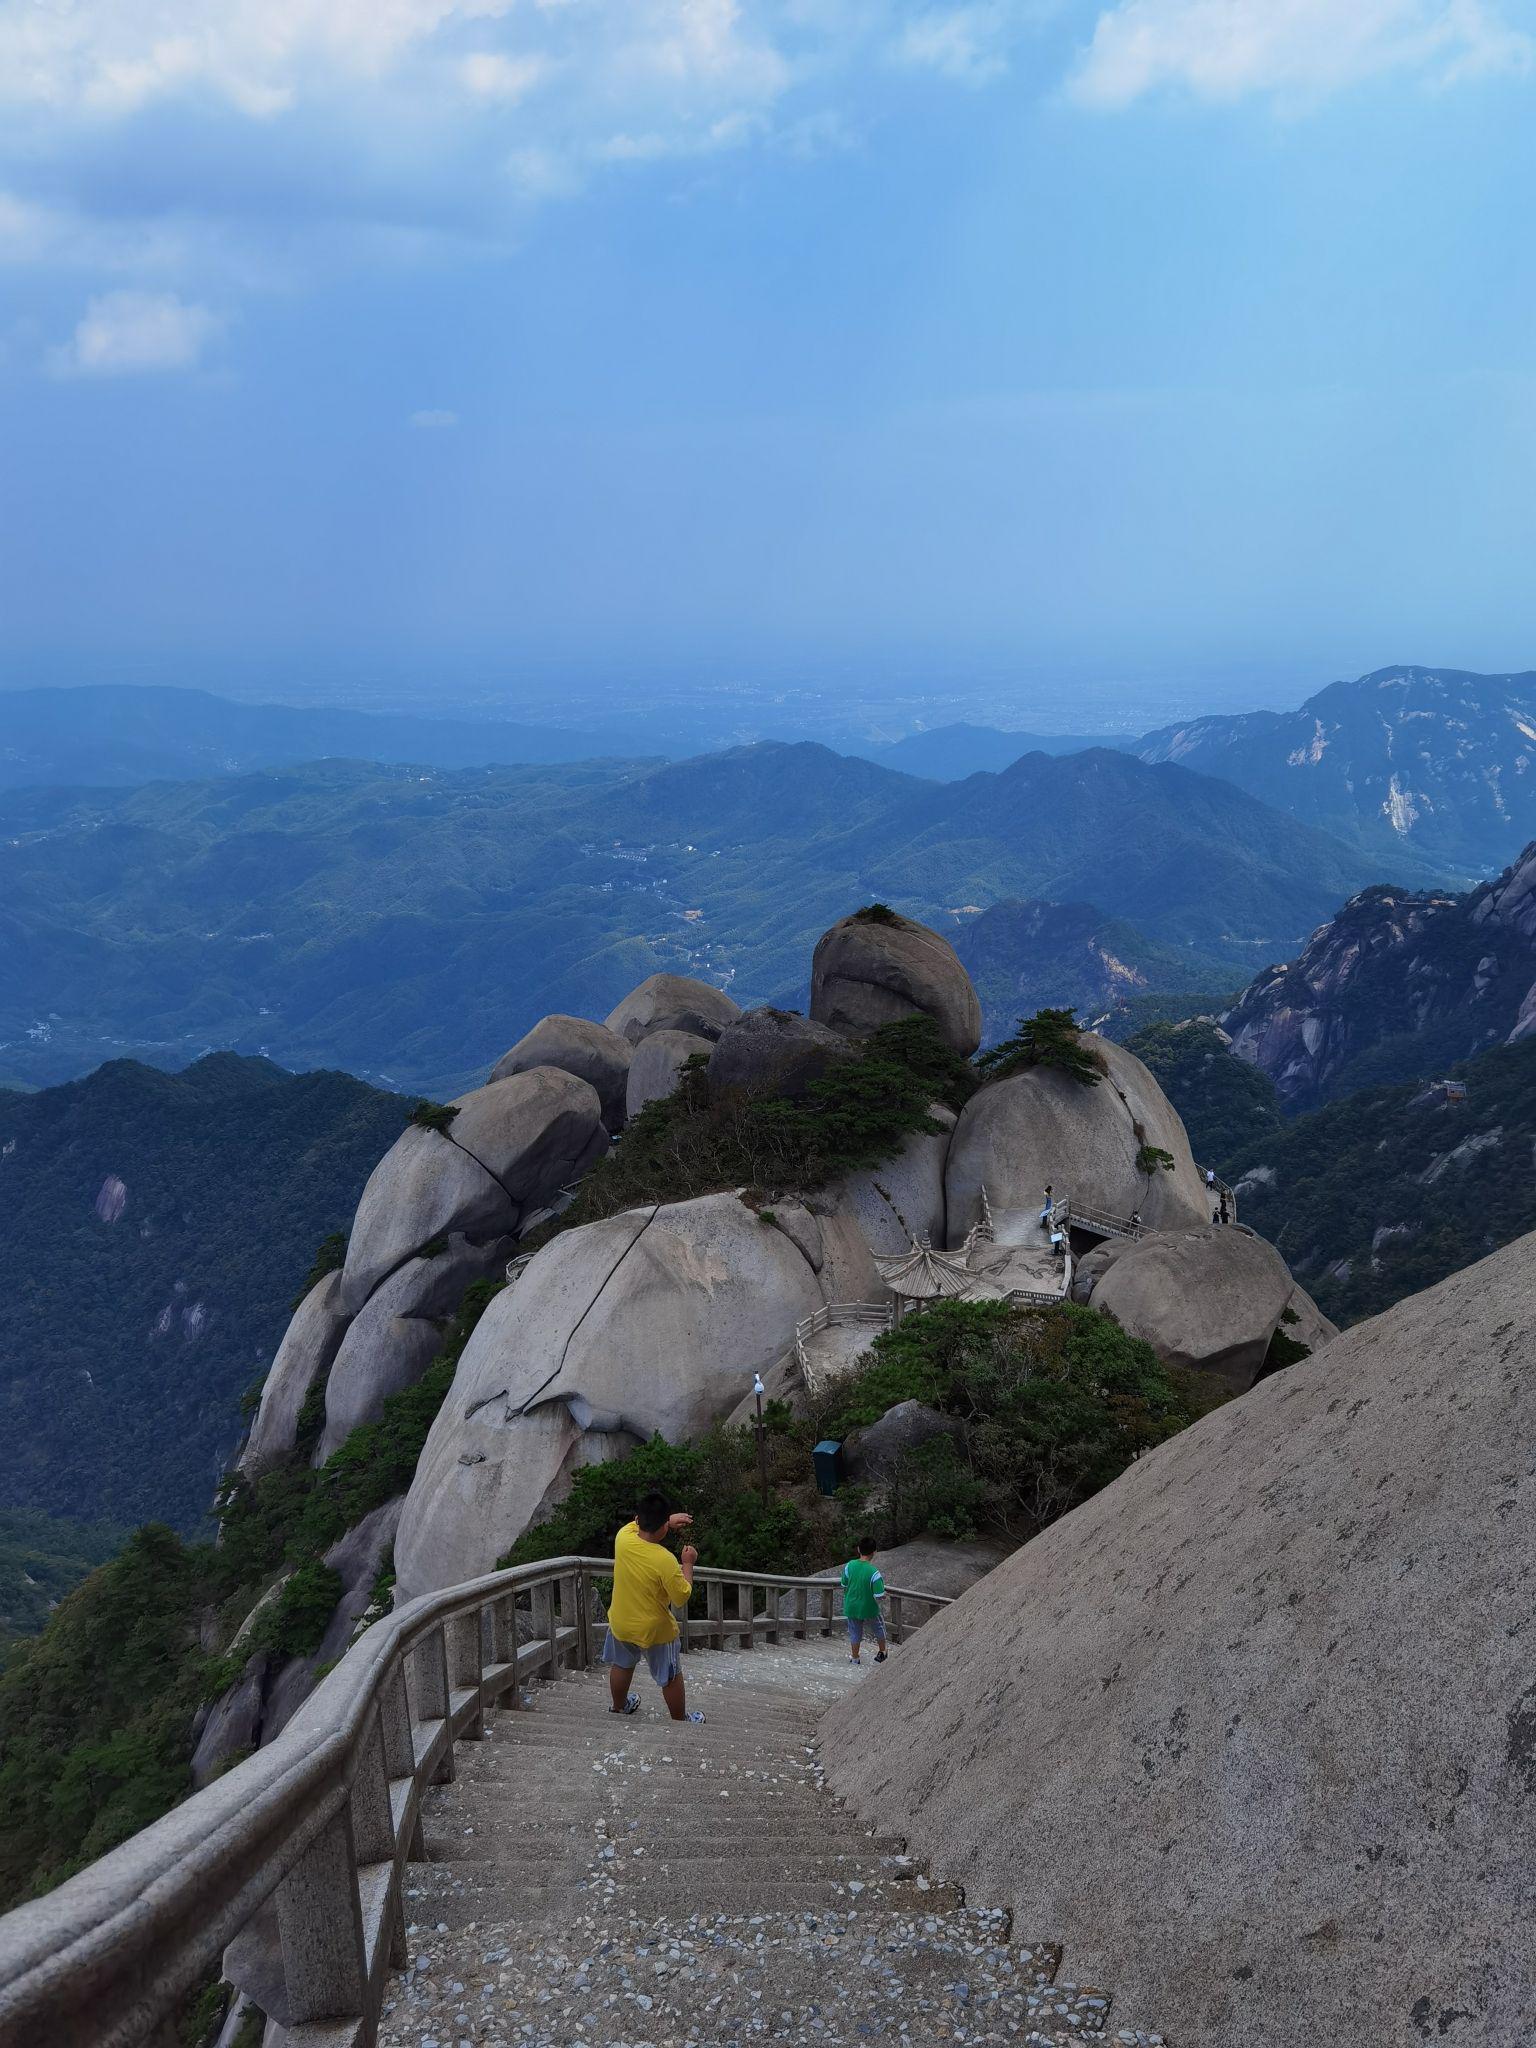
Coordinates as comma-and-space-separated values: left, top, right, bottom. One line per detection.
1222, 843, 1536, 1106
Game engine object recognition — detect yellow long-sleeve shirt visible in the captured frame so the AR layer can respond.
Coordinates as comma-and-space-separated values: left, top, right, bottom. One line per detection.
607, 1520, 692, 1647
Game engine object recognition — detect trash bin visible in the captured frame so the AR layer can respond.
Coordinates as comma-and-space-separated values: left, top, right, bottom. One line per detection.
812, 1440, 844, 1496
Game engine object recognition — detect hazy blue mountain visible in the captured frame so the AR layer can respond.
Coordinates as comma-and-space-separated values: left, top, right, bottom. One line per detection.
0, 683, 665, 789
1136, 665, 1536, 878
949, 899, 1234, 1045
0, 1054, 405, 1530
0, 744, 1383, 1095
842, 722, 1116, 779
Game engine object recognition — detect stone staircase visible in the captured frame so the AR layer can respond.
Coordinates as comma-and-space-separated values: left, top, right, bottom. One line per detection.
381, 1638, 1166, 2048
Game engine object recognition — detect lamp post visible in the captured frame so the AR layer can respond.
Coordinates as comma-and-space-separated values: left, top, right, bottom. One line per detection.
752, 1372, 769, 1507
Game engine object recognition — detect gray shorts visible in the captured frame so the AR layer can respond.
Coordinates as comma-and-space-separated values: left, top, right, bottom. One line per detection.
601, 1630, 681, 1688
846, 1615, 886, 1646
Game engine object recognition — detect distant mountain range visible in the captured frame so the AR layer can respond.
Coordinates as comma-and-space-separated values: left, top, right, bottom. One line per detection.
846, 722, 1116, 779
0, 684, 669, 788
0, 1054, 404, 1530
852, 668, 1536, 877
0, 744, 1381, 1094
1135, 666, 1536, 878
7, 668, 1536, 880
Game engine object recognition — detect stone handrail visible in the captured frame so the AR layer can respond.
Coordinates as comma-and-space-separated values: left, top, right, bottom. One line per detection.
0, 1556, 949, 2048
1053, 1199, 1142, 1241
793, 1300, 896, 1373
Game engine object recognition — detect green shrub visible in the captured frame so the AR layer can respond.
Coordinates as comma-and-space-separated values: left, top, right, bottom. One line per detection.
407, 1100, 460, 1134
1136, 1144, 1176, 1175
976, 1008, 1105, 1087
293, 1230, 348, 1309
254, 1562, 343, 1661
852, 903, 901, 926
1260, 1327, 1312, 1377
548, 1017, 975, 1232
822, 1298, 1204, 1543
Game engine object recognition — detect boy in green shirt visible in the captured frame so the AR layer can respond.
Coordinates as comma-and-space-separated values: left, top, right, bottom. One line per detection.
840, 1536, 888, 1665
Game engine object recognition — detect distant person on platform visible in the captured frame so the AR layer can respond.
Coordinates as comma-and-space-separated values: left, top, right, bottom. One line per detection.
841, 1537, 889, 1666
602, 1492, 705, 1722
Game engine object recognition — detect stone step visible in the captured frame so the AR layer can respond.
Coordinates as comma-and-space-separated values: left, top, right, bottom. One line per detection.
514, 1695, 831, 1728
421, 1835, 909, 1867
438, 1783, 838, 1822
483, 1720, 819, 1755
402, 1872, 968, 1928
448, 1753, 831, 1785
428, 1842, 903, 1883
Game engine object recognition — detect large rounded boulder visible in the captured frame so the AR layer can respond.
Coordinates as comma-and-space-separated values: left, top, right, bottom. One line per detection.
945, 1034, 1208, 1244
393, 1191, 828, 1598
239, 1271, 349, 1478
625, 1029, 713, 1119
315, 1234, 514, 1461
489, 1015, 631, 1132
605, 973, 741, 1047
824, 1105, 957, 1257
339, 1069, 606, 1312
707, 1007, 850, 1102
1077, 1224, 1295, 1392
810, 909, 982, 1055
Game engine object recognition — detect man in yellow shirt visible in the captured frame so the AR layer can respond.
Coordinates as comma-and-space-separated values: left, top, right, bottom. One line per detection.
602, 1491, 705, 1722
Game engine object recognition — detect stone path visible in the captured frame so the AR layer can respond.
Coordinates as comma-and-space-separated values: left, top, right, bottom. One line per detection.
379, 1639, 1166, 2048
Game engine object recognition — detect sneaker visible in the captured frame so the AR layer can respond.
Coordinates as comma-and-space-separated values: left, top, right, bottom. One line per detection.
686, 1709, 707, 1724
874, 1650, 888, 1664
612, 1693, 641, 1716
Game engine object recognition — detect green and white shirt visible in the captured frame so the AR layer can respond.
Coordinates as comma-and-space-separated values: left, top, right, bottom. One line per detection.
840, 1557, 886, 1620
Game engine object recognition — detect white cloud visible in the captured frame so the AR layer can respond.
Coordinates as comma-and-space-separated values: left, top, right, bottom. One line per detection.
410, 407, 459, 427
458, 50, 548, 101
1073, 0, 1533, 106
50, 289, 223, 375
896, 4, 1016, 83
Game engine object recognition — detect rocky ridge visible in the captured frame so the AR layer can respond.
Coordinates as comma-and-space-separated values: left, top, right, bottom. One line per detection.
1222, 840, 1536, 1106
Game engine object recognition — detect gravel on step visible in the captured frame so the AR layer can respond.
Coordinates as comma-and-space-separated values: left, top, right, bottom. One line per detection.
377, 1902, 1110, 2048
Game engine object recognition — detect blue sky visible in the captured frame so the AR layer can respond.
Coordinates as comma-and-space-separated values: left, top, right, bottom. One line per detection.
1, 0, 1534, 718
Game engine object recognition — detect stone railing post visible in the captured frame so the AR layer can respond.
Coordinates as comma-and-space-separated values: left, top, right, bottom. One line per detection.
413, 1626, 455, 1783
706, 1576, 724, 1649
447, 1609, 484, 1739
377, 1657, 424, 1857
793, 1586, 808, 1641
491, 1592, 521, 1706
888, 1592, 905, 1645
736, 1582, 754, 1649
530, 1581, 555, 1674
273, 1807, 367, 2026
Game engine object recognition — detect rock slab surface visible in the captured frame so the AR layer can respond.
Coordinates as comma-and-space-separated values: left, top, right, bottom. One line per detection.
821, 1229, 1536, 2047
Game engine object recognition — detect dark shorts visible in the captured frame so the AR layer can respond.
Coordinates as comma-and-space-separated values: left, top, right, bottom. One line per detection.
601, 1630, 681, 1687
846, 1615, 886, 1646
